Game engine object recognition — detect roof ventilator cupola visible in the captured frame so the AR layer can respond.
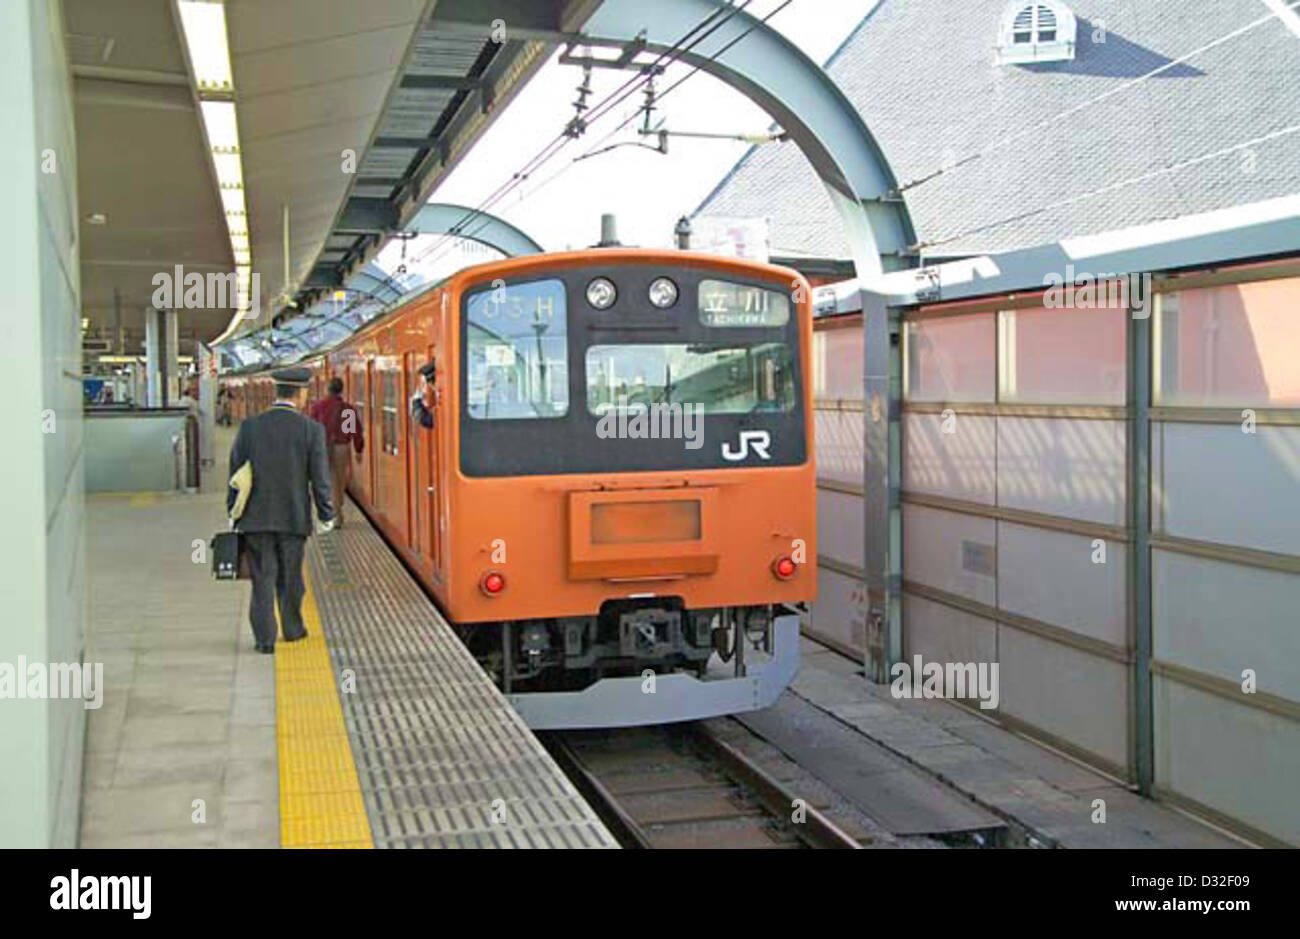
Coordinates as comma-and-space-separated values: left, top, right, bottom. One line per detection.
997, 1, 1077, 65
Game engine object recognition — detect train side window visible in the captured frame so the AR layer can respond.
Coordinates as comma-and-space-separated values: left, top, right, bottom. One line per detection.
353, 368, 366, 433
464, 278, 568, 420
380, 370, 398, 455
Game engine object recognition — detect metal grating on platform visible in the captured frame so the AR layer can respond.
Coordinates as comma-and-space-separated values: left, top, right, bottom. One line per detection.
305, 508, 618, 849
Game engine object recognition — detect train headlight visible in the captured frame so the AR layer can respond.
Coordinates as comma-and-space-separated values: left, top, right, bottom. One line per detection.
480, 571, 507, 596
586, 277, 617, 310
772, 556, 797, 580
648, 277, 678, 309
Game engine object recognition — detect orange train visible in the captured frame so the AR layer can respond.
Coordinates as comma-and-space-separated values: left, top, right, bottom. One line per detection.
222, 249, 816, 728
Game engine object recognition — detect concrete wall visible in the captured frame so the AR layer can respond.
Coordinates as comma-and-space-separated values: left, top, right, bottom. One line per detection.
0, 0, 86, 848
85, 411, 189, 492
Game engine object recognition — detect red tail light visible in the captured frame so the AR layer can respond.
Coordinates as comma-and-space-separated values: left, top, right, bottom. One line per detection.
480, 571, 506, 596
772, 556, 797, 580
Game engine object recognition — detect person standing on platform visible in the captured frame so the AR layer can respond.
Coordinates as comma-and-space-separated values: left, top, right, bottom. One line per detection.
308, 376, 365, 527
228, 367, 335, 654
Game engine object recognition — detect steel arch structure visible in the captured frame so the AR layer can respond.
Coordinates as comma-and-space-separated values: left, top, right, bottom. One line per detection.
404, 203, 545, 257
571, 0, 915, 281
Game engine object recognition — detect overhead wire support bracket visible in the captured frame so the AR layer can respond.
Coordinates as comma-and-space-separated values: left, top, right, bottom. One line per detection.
639, 73, 657, 134
559, 33, 651, 71
566, 56, 594, 138
637, 127, 786, 144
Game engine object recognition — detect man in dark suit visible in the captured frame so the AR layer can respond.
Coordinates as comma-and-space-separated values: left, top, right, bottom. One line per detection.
228, 367, 335, 653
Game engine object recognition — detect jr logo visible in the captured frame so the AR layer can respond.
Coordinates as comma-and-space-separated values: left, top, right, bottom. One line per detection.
722, 430, 772, 462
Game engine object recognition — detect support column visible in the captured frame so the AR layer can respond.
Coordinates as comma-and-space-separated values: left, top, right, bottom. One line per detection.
862, 289, 903, 682
144, 307, 178, 407
1128, 308, 1154, 793
113, 286, 123, 355
196, 342, 217, 476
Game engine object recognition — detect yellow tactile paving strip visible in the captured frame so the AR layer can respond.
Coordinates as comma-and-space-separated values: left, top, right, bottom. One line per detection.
275, 568, 374, 849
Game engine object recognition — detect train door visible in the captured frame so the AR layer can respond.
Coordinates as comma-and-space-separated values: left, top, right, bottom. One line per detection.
378, 361, 402, 530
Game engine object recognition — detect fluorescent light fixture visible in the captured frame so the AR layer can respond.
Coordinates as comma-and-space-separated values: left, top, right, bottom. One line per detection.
219, 185, 245, 215
177, 1, 234, 93
212, 150, 243, 187
177, 0, 262, 343
199, 100, 239, 151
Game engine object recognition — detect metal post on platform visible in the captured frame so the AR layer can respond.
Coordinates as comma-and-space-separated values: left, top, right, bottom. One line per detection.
1128, 305, 1154, 794
862, 289, 903, 683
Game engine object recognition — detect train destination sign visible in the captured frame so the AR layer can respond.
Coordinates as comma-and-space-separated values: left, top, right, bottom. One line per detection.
698, 279, 791, 327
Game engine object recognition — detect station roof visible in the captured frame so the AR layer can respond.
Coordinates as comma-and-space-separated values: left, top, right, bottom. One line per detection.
694, 0, 1300, 263
67, 0, 233, 346
69, 0, 598, 350
808, 192, 1300, 311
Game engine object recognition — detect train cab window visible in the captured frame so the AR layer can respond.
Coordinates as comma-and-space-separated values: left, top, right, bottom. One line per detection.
464, 278, 568, 420
698, 279, 790, 327
586, 342, 796, 414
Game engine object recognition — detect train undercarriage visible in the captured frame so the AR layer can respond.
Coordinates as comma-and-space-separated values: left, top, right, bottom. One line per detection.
457, 598, 793, 694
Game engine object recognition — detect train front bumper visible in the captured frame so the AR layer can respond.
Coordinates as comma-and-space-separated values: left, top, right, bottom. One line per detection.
506, 614, 801, 730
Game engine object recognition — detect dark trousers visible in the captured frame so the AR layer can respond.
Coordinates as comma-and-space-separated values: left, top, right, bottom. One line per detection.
244, 532, 308, 646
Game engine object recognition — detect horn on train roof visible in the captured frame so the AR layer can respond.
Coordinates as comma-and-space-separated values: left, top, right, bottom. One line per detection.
595, 213, 621, 248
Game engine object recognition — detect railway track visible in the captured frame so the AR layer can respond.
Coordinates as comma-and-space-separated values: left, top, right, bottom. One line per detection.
543, 722, 863, 849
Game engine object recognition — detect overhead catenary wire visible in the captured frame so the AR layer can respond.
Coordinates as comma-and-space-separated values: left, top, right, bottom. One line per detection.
402, 1, 756, 273
895, 0, 1300, 195
426, 0, 795, 263
586, 0, 796, 149
411, 1, 752, 267
350, 4, 744, 300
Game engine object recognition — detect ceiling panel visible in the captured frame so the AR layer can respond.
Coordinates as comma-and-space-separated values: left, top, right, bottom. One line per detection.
64, 0, 231, 347
406, 33, 485, 75
227, 0, 429, 331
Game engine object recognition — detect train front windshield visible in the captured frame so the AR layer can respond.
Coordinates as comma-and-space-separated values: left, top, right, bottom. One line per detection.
585, 343, 796, 415
459, 268, 807, 477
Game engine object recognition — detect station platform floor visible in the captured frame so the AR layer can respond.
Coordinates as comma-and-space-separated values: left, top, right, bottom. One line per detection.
80, 427, 615, 849
80, 428, 1244, 851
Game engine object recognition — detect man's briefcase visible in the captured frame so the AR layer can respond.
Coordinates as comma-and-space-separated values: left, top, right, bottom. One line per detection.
211, 531, 250, 580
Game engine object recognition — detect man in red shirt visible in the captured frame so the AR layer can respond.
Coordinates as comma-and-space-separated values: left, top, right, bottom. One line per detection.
308, 377, 364, 527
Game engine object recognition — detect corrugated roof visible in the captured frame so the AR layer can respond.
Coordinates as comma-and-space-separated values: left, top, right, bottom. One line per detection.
695, 0, 1300, 260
